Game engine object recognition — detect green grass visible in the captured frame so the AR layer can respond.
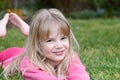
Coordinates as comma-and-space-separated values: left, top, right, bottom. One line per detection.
0, 18, 120, 80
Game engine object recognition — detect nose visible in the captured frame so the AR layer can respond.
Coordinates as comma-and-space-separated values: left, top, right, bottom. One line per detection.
55, 40, 63, 49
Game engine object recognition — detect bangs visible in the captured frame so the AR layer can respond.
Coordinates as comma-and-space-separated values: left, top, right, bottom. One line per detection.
39, 17, 70, 41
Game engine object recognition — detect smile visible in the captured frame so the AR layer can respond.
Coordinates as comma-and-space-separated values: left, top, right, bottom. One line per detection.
53, 50, 64, 55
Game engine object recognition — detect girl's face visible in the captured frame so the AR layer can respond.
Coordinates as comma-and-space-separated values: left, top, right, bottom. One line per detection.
40, 24, 70, 66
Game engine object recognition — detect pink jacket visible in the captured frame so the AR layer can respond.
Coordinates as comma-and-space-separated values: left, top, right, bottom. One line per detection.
0, 47, 90, 80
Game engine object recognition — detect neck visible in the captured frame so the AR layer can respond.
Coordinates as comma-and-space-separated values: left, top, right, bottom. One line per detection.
46, 59, 60, 67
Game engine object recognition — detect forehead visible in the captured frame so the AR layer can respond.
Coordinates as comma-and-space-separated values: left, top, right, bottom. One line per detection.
49, 23, 64, 37
44, 18, 67, 33
39, 17, 70, 41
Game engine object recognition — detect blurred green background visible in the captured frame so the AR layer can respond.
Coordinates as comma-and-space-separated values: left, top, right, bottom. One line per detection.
0, 0, 120, 80
0, 0, 120, 19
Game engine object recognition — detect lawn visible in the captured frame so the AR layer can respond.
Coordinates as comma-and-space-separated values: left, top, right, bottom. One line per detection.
0, 18, 120, 80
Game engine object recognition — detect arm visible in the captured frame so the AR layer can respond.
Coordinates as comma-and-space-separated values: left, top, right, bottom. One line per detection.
0, 47, 25, 68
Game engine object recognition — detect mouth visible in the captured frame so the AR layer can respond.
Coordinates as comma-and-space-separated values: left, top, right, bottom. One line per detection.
53, 50, 65, 55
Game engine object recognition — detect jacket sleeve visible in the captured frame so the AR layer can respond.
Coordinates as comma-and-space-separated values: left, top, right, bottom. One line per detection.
0, 47, 24, 68
66, 55, 90, 80
20, 57, 66, 80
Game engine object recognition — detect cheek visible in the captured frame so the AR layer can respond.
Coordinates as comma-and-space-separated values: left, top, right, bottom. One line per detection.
42, 45, 53, 54
65, 40, 70, 48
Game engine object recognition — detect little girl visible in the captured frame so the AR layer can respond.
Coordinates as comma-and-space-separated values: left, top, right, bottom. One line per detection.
0, 8, 90, 80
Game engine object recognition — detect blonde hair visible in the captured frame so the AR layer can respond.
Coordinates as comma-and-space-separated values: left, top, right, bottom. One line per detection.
3, 8, 80, 79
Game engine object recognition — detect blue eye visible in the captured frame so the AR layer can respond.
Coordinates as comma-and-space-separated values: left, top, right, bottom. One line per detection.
61, 36, 67, 40
46, 39, 53, 42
